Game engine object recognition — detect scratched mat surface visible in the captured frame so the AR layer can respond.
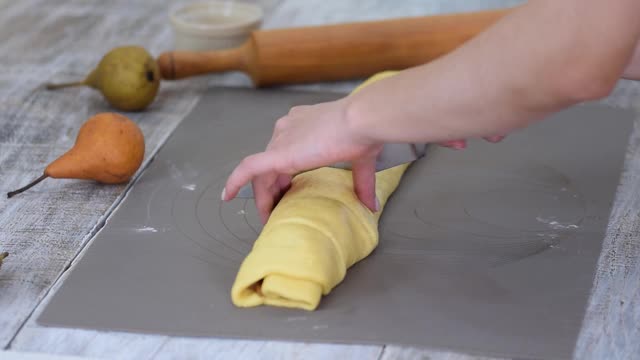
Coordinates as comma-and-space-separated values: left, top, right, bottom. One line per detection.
39, 87, 634, 360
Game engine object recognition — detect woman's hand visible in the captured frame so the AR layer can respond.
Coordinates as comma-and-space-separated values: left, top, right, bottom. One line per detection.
439, 135, 506, 150
222, 98, 383, 224
222, 0, 640, 225
222, 93, 507, 224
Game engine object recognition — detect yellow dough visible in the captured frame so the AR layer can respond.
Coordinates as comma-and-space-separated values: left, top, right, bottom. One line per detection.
231, 71, 408, 311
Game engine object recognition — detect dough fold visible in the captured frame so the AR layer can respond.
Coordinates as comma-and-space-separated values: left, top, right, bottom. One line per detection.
231, 71, 408, 310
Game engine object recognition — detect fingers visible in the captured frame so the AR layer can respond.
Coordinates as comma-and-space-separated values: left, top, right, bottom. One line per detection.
351, 155, 378, 212
223, 151, 284, 201
254, 174, 292, 224
222, 150, 295, 223
438, 139, 467, 150
438, 135, 506, 149
276, 174, 292, 195
483, 135, 506, 143
252, 175, 276, 224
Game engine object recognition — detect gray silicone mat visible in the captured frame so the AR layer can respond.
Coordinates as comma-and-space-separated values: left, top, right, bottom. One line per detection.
38, 87, 634, 360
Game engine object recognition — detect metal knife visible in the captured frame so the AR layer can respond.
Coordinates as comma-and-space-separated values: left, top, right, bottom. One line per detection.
234, 143, 427, 199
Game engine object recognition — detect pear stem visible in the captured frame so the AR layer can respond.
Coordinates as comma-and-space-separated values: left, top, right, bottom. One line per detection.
7, 174, 49, 198
45, 81, 86, 90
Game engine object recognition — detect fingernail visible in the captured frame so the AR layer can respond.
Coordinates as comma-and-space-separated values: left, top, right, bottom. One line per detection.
221, 187, 226, 201
375, 197, 380, 212
485, 135, 502, 143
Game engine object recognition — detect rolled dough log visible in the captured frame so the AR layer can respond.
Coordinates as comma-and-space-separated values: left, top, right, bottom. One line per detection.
231, 71, 409, 311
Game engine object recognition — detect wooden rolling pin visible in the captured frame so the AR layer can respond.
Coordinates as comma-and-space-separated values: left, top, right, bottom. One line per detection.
158, 8, 511, 87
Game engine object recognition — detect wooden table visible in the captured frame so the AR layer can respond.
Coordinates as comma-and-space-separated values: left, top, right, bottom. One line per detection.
1, 1, 639, 359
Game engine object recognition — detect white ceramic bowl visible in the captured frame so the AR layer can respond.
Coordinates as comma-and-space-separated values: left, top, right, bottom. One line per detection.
170, 1, 263, 51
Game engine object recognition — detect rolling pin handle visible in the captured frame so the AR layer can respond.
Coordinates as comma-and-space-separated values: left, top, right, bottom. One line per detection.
157, 43, 250, 80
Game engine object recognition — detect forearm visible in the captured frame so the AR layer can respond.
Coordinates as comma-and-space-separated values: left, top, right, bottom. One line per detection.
346, 0, 640, 143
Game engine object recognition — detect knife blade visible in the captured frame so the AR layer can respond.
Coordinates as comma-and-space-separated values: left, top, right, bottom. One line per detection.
234, 143, 427, 199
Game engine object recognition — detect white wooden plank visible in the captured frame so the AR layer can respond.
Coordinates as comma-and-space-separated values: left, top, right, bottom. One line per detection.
3, 0, 640, 359
151, 339, 381, 360
261, 0, 523, 29
0, 350, 94, 360
0, 0, 258, 350
10, 327, 169, 360
573, 81, 640, 359
380, 346, 508, 360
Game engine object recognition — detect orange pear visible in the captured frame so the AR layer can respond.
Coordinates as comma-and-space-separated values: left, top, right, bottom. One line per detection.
7, 113, 145, 198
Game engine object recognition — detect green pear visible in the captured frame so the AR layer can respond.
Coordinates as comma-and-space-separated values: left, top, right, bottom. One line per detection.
0, 252, 8, 270
46, 46, 160, 111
